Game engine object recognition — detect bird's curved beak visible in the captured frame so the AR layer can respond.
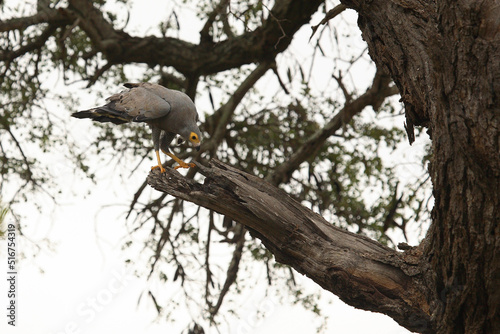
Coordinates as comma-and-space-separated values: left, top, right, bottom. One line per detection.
195, 144, 201, 151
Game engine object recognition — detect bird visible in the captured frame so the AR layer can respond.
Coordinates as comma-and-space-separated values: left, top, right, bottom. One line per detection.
72, 82, 201, 173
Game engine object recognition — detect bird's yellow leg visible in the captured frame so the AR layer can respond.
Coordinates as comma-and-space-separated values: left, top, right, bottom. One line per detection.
151, 150, 166, 173
165, 152, 196, 169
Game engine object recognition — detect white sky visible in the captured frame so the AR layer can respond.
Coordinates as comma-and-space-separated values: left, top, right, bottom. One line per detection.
0, 0, 425, 333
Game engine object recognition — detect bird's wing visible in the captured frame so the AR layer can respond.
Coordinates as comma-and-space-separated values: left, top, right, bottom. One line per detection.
107, 83, 172, 122
125, 82, 196, 117
124, 82, 170, 99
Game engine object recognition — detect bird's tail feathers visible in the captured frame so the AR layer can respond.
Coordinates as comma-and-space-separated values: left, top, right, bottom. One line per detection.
71, 105, 130, 125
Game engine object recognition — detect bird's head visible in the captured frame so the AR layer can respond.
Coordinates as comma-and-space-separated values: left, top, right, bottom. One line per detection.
180, 127, 202, 151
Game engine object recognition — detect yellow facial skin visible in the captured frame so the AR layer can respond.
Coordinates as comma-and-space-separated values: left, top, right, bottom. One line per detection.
189, 132, 200, 145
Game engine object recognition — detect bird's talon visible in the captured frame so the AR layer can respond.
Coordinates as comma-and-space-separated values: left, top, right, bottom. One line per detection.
151, 165, 166, 173
174, 162, 196, 170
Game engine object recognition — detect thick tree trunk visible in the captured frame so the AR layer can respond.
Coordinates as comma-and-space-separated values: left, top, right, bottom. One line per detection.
425, 7, 500, 334
340, 0, 500, 333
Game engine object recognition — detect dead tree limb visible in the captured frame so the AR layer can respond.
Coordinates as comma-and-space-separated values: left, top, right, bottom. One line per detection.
147, 159, 432, 333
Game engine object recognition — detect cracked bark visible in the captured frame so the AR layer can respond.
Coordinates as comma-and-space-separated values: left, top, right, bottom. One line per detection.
147, 160, 432, 333
337, 0, 500, 332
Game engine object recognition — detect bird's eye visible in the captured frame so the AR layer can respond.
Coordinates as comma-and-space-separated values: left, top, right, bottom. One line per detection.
189, 132, 200, 143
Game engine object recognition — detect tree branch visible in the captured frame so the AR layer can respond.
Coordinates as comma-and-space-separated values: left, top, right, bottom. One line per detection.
339, 0, 435, 143
200, 0, 232, 43
0, 7, 70, 33
204, 60, 274, 148
1, 24, 58, 61
147, 160, 432, 333
269, 68, 398, 185
3, 0, 325, 82
309, 3, 347, 41
208, 224, 246, 320
64, 0, 324, 76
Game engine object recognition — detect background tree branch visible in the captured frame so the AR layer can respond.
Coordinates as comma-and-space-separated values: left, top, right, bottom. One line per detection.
62, 0, 325, 76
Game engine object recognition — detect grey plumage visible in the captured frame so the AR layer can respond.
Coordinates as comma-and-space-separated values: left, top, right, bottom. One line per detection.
72, 82, 202, 172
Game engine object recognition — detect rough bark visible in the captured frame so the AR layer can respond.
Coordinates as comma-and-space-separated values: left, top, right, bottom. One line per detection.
339, 0, 500, 333
147, 160, 432, 333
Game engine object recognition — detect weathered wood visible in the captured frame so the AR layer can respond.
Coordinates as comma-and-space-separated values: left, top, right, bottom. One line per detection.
147, 160, 432, 333
339, 1, 500, 332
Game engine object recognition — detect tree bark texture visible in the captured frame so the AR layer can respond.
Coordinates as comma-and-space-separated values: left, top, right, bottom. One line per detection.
339, 0, 500, 333
147, 161, 432, 333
